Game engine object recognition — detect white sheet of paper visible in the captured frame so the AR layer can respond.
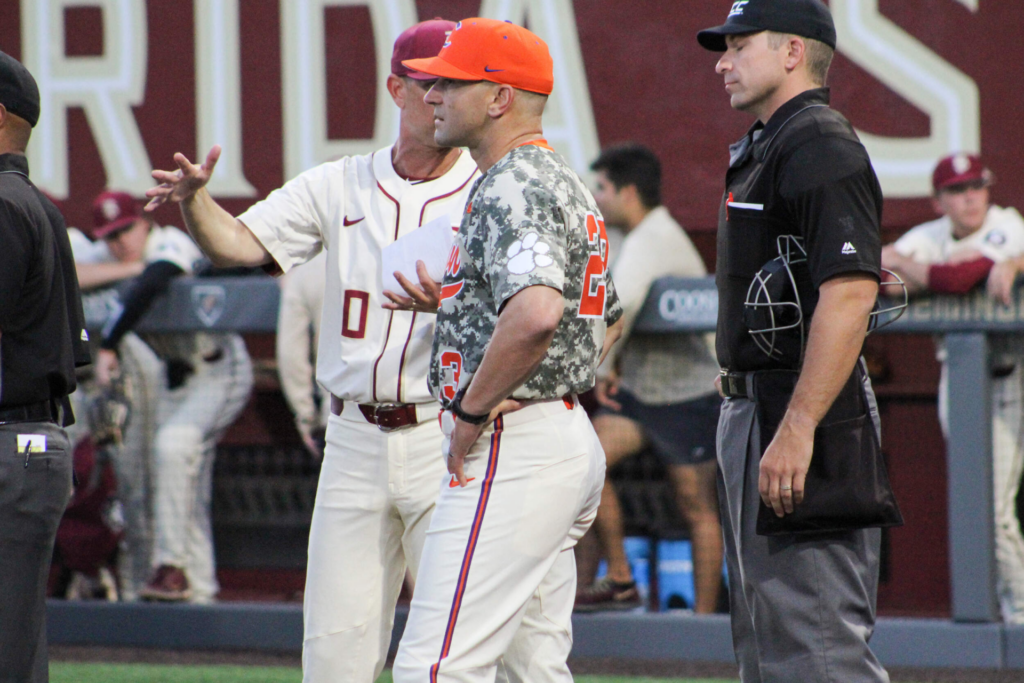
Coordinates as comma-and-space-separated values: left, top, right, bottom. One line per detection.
381, 215, 456, 295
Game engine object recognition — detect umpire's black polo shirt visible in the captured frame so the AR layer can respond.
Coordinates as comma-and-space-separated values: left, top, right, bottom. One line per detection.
0, 153, 89, 416
715, 87, 883, 373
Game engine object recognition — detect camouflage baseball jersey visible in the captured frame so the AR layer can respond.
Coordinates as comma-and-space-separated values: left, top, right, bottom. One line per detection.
428, 141, 623, 403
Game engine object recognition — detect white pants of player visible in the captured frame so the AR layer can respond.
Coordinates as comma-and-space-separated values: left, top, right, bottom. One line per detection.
393, 398, 605, 683
152, 336, 253, 602
68, 333, 165, 601
302, 403, 446, 683
940, 362, 1024, 622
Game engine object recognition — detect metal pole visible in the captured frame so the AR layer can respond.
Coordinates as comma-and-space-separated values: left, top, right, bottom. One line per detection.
944, 332, 999, 622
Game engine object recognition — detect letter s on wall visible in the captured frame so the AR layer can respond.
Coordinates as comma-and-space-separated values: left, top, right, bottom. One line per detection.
831, 0, 980, 198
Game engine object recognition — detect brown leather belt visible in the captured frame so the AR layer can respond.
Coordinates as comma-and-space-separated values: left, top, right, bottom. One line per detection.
330, 394, 419, 432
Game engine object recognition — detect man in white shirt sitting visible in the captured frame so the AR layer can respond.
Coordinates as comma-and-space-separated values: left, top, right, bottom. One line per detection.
575, 144, 724, 614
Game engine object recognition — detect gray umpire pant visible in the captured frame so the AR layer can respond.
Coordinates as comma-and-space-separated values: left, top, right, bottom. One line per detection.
717, 395, 889, 683
0, 421, 73, 683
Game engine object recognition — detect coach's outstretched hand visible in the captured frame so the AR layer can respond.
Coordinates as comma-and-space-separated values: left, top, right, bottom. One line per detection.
144, 145, 221, 212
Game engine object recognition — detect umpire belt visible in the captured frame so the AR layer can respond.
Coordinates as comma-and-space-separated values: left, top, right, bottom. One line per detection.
720, 371, 755, 400
0, 398, 63, 426
720, 369, 807, 402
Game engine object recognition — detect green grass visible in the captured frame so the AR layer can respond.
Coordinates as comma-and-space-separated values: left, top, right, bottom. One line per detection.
51, 663, 302, 683
51, 662, 739, 683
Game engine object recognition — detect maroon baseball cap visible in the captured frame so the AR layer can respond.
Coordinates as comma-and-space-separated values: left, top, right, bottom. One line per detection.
932, 153, 994, 192
92, 190, 141, 239
391, 18, 456, 80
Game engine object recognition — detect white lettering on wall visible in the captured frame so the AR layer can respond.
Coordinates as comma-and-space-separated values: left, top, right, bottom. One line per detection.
280, 0, 416, 180
833, 0, 981, 197
195, 0, 256, 197
479, 0, 601, 178
22, 0, 152, 197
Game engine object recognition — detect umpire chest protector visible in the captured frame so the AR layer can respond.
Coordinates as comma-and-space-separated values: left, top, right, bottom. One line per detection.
715, 87, 883, 374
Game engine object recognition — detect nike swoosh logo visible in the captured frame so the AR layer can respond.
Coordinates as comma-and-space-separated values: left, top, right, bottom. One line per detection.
343, 216, 364, 226
483, 66, 504, 72
449, 476, 476, 488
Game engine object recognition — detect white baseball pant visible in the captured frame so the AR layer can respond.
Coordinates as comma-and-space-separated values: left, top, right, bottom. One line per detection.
66, 333, 164, 601
112, 333, 164, 600
939, 362, 1024, 622
152, 335, 253, 602
393, 398, 605, 683
302, 402, 446, 683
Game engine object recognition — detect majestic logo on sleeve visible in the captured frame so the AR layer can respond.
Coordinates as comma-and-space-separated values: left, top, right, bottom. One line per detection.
578, 213, 610, 318
506, 232, 554, 275
439, 243, 464, 304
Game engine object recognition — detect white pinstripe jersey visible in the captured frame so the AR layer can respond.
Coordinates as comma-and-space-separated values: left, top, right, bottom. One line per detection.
240, 146, 479, 404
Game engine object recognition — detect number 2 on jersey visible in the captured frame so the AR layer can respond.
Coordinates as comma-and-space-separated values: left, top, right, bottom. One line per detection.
578, 213, 609, 318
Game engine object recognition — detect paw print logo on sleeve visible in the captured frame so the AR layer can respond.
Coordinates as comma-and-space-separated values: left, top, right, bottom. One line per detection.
506, 232, 554, 275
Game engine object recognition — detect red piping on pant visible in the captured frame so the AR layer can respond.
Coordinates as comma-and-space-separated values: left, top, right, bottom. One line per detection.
429, 415, 504, 682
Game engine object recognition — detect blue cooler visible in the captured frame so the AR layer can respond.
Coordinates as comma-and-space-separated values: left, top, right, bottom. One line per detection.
656, 539, 695, 611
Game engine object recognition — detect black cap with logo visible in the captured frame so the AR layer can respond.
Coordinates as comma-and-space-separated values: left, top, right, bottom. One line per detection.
697, 0, 836, 52
0, 51, 40, 128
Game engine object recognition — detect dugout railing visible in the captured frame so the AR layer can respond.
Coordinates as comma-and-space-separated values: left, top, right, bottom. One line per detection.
133, 273, 1005, 623
44, 273, 1020, 669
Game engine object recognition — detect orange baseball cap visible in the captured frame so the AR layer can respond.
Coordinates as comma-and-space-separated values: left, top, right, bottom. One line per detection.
401, 18, 553, 95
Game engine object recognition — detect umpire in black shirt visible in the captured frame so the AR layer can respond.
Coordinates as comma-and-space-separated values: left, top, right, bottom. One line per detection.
698, 1, 892, 682
0, 51, 90, 682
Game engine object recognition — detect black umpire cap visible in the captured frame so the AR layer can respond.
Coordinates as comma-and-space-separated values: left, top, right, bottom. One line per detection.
697, 0, 837, 52
0, 51, 40, 128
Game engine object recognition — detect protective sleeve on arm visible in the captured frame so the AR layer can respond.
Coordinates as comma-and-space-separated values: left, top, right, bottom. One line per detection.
101, 260, 184, 350
927, 256, 995, 295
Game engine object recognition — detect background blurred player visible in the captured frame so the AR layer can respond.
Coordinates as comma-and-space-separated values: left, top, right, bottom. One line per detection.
144, 19, 480, 683
576, 144, 723, 614
74, 190, 254, 604
882, 153, 1024, 623
67, 191, 165, 601
276, 250, 329, 458
393, 18, 622, 681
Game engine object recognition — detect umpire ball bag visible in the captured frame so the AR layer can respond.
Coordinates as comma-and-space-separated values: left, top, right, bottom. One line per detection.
743, 236, 904, 536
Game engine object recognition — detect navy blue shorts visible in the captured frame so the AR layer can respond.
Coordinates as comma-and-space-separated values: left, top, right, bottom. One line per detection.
597, 388, 720, 466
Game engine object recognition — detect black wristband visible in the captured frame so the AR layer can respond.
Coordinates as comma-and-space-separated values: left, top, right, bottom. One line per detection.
451, 388, 489, 425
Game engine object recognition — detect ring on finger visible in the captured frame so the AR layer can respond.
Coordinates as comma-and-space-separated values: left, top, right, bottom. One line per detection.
780, 485, 793, 491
